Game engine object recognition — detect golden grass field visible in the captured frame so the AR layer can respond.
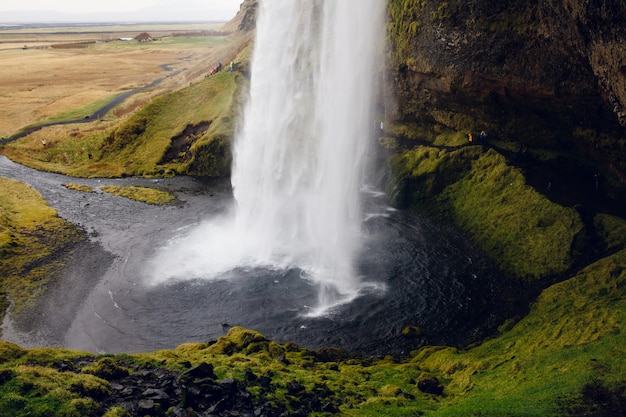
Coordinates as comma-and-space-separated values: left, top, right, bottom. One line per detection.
0, 23, 243, 138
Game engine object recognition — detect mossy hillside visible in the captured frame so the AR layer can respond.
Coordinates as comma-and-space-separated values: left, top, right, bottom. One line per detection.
594, 213, 626, 253
1, 70, 241, 178
0, 328, 439, 417
0, 178, 55, 255
387, 0, 427, 66
0, 345, 102, 417
389, 145, 584, 279
99, 70, 240, 177
0, 178, 84, 319
0, 124, 119, 177
184, 41, 252, 177
415, 247, 626, 416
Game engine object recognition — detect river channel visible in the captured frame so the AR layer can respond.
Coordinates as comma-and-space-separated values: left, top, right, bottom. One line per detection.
0, 155, 507, 355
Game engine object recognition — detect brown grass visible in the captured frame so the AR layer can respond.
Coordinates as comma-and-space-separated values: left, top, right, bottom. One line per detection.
0, 23, 237, 138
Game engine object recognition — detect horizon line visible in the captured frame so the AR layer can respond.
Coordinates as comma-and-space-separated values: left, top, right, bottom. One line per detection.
0, 20, 230, 29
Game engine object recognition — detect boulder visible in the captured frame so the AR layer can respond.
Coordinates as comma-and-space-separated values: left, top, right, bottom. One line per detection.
417, 377, 444, 395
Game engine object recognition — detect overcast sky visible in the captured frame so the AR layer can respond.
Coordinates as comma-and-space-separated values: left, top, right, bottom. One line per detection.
0, 0, 242, 22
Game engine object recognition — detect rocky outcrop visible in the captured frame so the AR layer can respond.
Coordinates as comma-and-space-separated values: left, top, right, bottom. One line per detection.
221, 0, 259, 33
385, 0, 626, 191
67, 357, 284, 416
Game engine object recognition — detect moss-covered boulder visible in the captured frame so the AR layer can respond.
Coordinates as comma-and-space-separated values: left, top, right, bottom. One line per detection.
389, 145, 584, 279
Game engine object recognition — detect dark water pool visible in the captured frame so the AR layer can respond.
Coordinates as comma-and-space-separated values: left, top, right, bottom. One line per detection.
1, 156, 506, 355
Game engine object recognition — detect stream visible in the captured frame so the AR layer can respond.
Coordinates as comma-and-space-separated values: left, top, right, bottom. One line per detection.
1, 62, 183, 144
0, 155, 505, 355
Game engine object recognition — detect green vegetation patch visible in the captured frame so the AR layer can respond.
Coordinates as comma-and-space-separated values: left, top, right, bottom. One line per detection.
43, 94, 123, 124
415, 248, 626, 416
594, 213, 626, 253
390, 146, 584, 279
100, 185, 175, 205
96, 70, 240, 177
142, 328, 438, 416
3, 69, 241, 178
0, 178, 84, 319
0, 362, 107, 417
62, 184, 94, 193
387, 0, 427, 65
2, 124, 118, 177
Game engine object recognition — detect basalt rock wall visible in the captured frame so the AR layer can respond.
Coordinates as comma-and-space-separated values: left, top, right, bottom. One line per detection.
385, 0, 626, 188
223, 0, 259, 33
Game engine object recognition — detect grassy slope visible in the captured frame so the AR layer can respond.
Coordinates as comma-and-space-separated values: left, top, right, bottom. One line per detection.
418, 246, 626, 416
389, 145, 585, 280
1, 70, 240, 178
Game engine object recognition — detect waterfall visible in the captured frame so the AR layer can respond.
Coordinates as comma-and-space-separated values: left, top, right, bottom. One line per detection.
148, 0, 384, 314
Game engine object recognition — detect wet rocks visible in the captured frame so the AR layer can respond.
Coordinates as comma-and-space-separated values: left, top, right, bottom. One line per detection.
87, 359, 282, 416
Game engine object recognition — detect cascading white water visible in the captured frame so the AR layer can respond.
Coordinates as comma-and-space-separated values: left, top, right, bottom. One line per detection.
148, 0, 384, 314
232, 0, 384, 307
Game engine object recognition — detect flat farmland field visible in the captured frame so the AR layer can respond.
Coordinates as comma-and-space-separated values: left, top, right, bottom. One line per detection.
0, 23, 238, 138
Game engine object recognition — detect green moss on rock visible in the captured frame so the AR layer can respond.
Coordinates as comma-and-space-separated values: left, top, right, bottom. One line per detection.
594, 213, 626, 253
102, 406, 132, 417
390, 145, 584, 279
0, 341, 27, 364
206, 327, 270, 356
100, 185, 175, 205
82, 357, 130, 380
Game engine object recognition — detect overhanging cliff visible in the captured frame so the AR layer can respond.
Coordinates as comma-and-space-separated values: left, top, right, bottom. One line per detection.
385, 0, 626, 190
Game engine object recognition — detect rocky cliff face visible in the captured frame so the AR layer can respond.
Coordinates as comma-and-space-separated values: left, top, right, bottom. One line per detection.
385, 0, 626, 192
227, 0, 625, 196
222, 0, 258, 33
